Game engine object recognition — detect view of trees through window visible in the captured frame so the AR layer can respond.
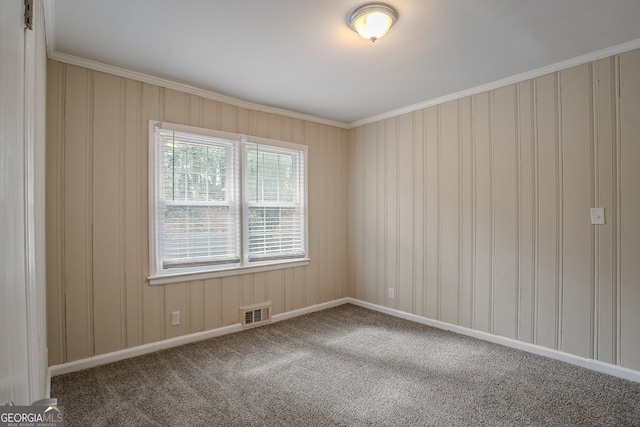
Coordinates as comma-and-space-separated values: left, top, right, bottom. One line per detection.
151, 124, 306, 276
160, 136, 239, 267
163, 141, 228, 202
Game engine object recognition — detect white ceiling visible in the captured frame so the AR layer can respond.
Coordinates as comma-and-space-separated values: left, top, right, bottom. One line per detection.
49, 0, 640, 125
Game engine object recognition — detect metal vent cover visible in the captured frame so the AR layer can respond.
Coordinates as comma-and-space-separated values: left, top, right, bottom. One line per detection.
240, 302, 271, 328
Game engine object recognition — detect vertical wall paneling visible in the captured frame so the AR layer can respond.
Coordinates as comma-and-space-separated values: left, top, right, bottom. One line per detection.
45, 61, 66, 364
92, 72, 124, 355
594, 57, 617, 365
413, 112, 425, 317
307, 124, 325, 305
555, 72, 565, 351
318, 124, 329, 302
619, 50, 640, 371
517, 81, 535, 343
592, 62, 600, 362
267, 269, 285, 315
202, 99, 220, 131
559, 64, 594, 358
187, 95, 202, 127
293, 267, 306, 311
397, 113, 414, 313
491, 86, 519, 340
346, 129, 356, 300
304, 123, 320, 307
141, 83, 163, 345
461, 98, 475, 329
288, 118, 310, 305
165, 283, 188, 339
532, 78, 540, 345
534, 74, 560, 349
340, 129, 350, 298
284, 268, 294, 312
352, 127, 365, 301
203, 278, 222, 331
252, 272, 267, 308
439, 102, 461, 325
338, 129, 350, 300
424, 109, 439, 318
472, 93, 492, 332
124, 79, 142, 348
47, 50, 640, 371
325, 128, 338, 302
349, 48, 640, 372
241, 274, 254, 307
459, 98, 474, 328
385, 118, 398, 309
377, 123, 387, 306
63, 65, 94, 361
189, 281, 204, 334
221, 276, 241, 326
218, 102, 237, 133
364, 124, 378, 303
47, 62, 349, 364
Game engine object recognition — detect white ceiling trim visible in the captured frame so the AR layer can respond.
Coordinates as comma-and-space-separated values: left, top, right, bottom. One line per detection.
349, 36, 640, 129
47, 36, 640, 131
47, 51, 351, 129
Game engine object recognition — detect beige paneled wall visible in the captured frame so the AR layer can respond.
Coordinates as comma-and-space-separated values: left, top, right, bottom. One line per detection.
46, 60, 349, 365
348, 49, 640, 371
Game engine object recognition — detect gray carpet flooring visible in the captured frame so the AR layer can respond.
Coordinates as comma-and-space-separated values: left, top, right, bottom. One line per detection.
51, 304, 640, 426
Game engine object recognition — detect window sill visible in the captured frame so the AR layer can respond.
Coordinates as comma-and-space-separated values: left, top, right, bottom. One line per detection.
147, 258, 311, 286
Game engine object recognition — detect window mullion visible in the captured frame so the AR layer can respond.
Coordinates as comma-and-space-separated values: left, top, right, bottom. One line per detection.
240, 140, 248, 266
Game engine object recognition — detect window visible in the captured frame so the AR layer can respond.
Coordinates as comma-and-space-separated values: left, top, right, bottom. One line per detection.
149, 121, 308, 285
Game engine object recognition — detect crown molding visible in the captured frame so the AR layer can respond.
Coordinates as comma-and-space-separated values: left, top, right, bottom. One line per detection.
348, 37, 640, 128
46, 50, 351, 130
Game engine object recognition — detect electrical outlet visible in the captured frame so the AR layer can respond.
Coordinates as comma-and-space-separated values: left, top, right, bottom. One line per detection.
170, 311, 180, 326
388, 288, 395, 299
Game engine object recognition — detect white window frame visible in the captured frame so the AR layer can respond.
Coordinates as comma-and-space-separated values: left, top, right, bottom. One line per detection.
148, 121, 309, 285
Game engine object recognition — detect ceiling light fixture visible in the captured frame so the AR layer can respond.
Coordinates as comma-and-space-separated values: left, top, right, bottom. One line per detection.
349, 3, 398, 43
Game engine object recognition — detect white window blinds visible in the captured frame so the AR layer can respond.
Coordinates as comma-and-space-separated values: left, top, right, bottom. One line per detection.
155, 128, 240, 272
244, 143, 306, 262
149, 121, 308, 280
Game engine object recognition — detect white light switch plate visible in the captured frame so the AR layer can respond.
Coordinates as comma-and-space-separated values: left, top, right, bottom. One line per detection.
590, 208, 605, 225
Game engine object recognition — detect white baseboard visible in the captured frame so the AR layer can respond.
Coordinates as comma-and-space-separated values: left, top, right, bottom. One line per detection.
345, 298, 640, 384
49, 323, 243, 377
47, 296, 639, 386
48, 297, 350, 379
271, 298, 350, 322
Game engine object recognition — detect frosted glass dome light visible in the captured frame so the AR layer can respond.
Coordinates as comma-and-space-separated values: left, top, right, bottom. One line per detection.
349, 4, 398, 42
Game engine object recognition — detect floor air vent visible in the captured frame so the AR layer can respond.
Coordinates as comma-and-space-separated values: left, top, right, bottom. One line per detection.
240, 302, 272, 328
